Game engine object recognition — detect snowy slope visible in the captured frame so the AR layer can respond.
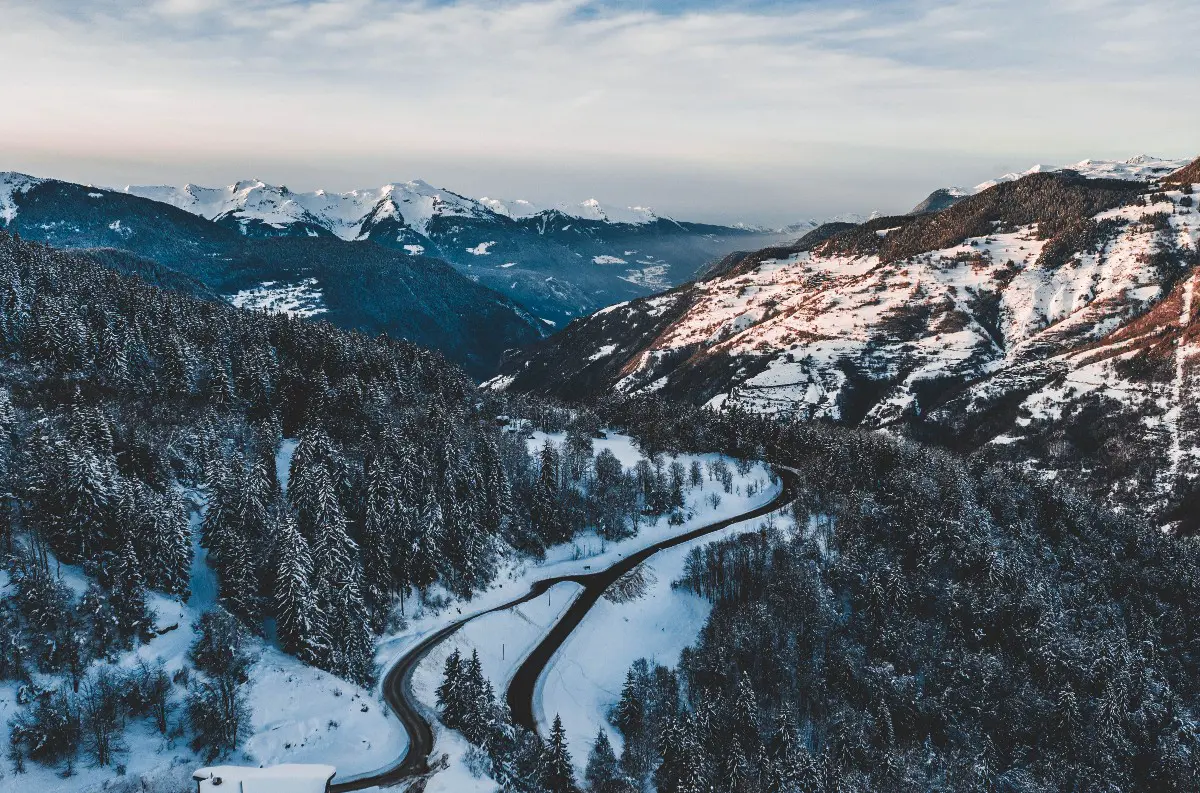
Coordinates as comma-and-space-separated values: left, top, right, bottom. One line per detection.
972, 155, 1190, 192
491, 161, 1200, 523
348, 432, 774, 791
0, 491, 405, 793
0, 171, 44, 225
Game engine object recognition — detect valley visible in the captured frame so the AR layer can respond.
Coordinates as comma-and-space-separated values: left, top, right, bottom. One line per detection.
4, 153, 1200, 793
9, 1, 1200, 790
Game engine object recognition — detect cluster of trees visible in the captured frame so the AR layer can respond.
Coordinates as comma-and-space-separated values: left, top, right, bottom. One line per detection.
596, 395, 1200, 791
0, 230, 593, 765
7, 605, 252, 774
820, 171, 1144, 265
8, 661, 171, 775
436, 648, 579, 793
525, 430, 714, 545
0, 230, 740, 776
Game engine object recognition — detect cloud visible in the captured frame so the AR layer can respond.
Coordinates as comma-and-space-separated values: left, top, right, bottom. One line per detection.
2, 0, 1198, 224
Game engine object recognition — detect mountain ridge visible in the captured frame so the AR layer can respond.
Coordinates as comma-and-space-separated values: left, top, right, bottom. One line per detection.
4, 170, 793, 328
488, 156, 1200, 524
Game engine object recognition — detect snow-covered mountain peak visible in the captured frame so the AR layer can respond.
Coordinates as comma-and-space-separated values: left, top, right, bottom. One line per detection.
478, 196, 542, 220
973, 156, 1191, 193
571, 198, 659, 225
479, 195, 660, 225
1, 172, 44, 225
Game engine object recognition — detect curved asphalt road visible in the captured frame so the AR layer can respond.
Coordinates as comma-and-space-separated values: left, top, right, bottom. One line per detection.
331, 469, 795, 791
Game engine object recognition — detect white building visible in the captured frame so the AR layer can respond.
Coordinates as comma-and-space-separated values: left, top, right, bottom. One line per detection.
192, 764, 337, 793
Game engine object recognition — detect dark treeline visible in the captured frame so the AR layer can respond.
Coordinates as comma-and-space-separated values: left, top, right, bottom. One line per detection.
435, 647, 579, 793
0, 230, 656, 773
583, 396, 1200, 792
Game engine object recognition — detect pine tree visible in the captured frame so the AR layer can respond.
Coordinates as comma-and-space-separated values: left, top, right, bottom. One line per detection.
132, 484, 191, 595
306, 462, 374, 684
216, 521, 261, 623
612, 669, 645, 739
436, 648, 466, 728
545, 714, 579, 793
109, 534, 151, 641
273, 510, 321, 663
361, 453, 397, 628
585, 729, 623, 793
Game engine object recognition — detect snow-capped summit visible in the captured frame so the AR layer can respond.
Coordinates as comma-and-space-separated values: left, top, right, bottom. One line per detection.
124, 178, 492, 239
0, 171, 44, 225
972, 156, 1190, 193
568, 198, 659, 225
478, 195, 660, 225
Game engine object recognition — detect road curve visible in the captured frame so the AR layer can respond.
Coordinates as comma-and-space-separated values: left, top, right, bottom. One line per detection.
331, 469, 795, 791
505, 470, 795, 733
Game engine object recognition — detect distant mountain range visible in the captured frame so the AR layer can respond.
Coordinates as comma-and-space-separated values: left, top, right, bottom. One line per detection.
486, 154, 1200, 525
1, 172, 792, 367
0, 172, 546, 377
118, 177, 790, 327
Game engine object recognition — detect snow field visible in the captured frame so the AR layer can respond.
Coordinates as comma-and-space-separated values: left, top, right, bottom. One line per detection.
229, 278, 328, 319
535, 483, 784, 776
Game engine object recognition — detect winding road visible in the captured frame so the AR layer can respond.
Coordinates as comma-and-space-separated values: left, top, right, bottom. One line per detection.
331, 469, 794, 791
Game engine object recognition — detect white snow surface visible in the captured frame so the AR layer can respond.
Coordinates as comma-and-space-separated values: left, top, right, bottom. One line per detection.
0, 494, 405, 793
230, 278, 328, 318
194, 763, 335, 793
587, 343, 619, 362
541, 496, 785, 776
0, 171, 43, 225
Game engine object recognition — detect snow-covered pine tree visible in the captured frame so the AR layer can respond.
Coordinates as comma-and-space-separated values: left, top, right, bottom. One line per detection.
273, 510, 321, 664
544, 714, 579, 793
436, 648, 466, 729
306, 461, 374, 684
131, 483, 191, 596
584, 729, 624, 793
109, 534, 151, 641
361, 451, 398, 628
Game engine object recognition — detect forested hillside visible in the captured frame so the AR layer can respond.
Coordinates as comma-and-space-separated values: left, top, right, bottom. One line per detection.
0, 229, 634, 776
0, 176, 547, 377
585, 397, 1200, 792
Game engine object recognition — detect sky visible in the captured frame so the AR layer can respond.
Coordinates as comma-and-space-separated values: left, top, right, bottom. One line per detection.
3, 0, 1199, 227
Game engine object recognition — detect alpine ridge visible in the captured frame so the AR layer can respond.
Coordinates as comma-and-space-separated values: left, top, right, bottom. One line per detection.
488, 155, 1200, 525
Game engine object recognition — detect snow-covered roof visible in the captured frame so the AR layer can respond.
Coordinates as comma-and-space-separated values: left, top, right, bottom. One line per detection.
192, 764, 336, 793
